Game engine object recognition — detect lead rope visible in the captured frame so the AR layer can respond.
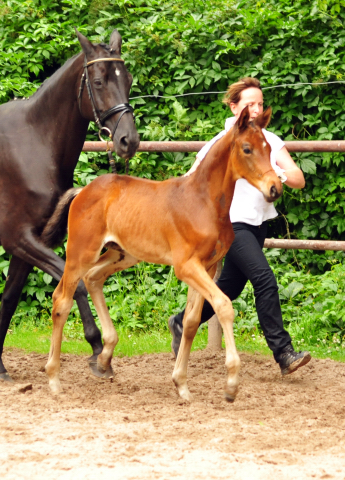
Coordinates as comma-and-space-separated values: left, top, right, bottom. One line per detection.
106, 141, 129, 175
106, 140, 117, 174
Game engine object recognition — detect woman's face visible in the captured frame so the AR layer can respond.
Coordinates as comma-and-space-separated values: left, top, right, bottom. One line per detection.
230, 87, 264, 120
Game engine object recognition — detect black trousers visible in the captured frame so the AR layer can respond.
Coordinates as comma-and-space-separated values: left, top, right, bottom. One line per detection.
174, 222, 292, 361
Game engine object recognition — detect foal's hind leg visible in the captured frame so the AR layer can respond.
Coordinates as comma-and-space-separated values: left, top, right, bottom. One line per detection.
8, 229, 103, 362
83, 247, 139, 376
0, 256, 33, 382
45, 273, 81, 394
172, 286, 204, 401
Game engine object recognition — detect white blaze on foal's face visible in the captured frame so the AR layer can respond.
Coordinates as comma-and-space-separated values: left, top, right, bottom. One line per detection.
115, 68, 121, 76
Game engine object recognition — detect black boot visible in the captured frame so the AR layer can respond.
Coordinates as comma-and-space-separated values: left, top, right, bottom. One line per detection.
168, 315, 182, 358
278, 344, 311, 376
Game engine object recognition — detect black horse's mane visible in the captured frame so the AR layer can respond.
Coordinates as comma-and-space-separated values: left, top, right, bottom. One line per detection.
28, 53, 81, 101
17, 41, 112, 102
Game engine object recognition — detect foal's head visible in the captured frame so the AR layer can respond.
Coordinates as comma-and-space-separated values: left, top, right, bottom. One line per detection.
231, 106, 283, 202
77, 29, 140, 159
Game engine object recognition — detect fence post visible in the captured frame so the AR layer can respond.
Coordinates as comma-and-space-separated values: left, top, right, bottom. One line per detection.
207, 260, 223, 351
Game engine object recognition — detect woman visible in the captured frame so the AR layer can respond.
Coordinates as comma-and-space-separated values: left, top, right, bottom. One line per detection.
169, 77, 311, 375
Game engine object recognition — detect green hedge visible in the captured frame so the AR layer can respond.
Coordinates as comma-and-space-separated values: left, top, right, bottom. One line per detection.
2, 0, 345, 240
2, 0, 345, 329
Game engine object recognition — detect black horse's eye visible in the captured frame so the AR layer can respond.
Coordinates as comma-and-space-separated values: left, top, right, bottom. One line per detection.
243, 147, 252, 154
94, 78, 103, 88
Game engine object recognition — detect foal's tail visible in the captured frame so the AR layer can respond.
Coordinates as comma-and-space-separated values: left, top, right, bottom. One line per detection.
41, 188, 82, 248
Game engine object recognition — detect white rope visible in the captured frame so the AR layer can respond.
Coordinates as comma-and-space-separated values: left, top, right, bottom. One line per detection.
129, 81, 345, 100
262, 81, 345, 90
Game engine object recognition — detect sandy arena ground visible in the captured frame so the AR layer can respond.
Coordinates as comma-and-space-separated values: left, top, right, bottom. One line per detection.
1, 347, 345, 479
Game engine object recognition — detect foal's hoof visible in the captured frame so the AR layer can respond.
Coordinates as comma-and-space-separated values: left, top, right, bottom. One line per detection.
49, 381, 63, 395
224, 392, 236, 403
98, 363, 114, 379
88, 356, 114, 379
0, 372, 14, 383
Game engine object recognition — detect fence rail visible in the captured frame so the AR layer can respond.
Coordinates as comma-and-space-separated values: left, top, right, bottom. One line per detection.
83, 140, 345, 153
264, 239, 345, 251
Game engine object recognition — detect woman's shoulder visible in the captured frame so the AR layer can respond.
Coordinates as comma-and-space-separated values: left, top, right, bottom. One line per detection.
262, 128, 285, 151
196, 129, 226, 161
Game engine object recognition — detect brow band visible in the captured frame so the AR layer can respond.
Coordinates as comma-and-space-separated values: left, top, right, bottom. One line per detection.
86, 58, 124, 66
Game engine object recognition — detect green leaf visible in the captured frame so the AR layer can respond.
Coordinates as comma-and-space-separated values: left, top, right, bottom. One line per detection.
79, 152, 89, 163
300, 158, 317, 174
286, 212, 300, 225
36, 289, 46, 303
279, 282, 304, 300
43, 273, 53, 285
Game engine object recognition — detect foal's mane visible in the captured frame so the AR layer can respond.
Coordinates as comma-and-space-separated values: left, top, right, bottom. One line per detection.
190, 125, 237, 178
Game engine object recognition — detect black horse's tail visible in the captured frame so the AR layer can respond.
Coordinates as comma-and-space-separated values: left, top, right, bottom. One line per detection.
41, 188, 82, 248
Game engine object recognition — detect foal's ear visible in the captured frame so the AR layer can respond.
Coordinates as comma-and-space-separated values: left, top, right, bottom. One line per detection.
76, 30, 94, 57
109, 29, 122, 55
254, 107, 272, 130
236, 105, 251, 133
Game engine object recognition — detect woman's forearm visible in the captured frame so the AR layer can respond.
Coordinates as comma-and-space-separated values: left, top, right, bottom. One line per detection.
284, 167, 305, 189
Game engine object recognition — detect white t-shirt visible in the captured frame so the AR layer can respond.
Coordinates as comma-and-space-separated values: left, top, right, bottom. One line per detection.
185, 116, 285, 226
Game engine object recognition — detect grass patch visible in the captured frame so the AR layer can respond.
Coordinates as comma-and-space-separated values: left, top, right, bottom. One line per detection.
232, 332, 345, 363
4, 324, 209, 357
5, 325, 345, 363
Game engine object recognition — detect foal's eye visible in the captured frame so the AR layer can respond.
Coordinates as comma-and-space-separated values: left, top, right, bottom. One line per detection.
243, 147, 252, 154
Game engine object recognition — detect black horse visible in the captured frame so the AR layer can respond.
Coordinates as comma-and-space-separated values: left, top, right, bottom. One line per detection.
0, 29, 140, 382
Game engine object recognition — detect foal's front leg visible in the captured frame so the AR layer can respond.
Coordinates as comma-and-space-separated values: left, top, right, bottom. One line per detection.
175, 260, 240, 402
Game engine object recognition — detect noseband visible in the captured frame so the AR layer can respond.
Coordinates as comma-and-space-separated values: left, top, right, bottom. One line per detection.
78, 57, 134, 141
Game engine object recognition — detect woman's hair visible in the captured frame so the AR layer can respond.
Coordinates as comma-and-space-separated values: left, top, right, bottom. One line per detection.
222, 77, 262, 106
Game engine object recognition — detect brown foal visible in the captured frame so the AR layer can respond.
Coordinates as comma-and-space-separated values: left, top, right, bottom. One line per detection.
44, 106, 282, 401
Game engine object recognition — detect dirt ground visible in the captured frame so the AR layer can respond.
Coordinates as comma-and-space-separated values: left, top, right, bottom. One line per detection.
1, 348, 345, 480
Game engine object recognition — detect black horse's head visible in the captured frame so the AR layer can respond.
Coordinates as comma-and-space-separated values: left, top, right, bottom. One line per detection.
76, 29, 140, 159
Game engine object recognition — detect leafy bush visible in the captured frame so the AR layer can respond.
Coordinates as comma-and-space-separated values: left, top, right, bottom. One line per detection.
2, 0, 345, 240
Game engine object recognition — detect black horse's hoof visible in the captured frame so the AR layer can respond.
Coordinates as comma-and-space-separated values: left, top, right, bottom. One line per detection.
88, 358, 114, 379
224, 392, 236, 403
0, 372, 14, 383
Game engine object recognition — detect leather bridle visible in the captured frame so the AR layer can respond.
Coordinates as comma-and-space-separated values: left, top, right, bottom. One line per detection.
78, 56, 134, 141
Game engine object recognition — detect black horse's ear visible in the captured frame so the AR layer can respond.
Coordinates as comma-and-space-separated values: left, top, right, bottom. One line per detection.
254, 107, 272, 130
235, 105, 251, 134
109, 29, 122, 55
76, 29, 94, 56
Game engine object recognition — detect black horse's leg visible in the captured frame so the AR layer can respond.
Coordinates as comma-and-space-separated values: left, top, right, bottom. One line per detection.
8, 230, 104, 367
0, 256, 33, 381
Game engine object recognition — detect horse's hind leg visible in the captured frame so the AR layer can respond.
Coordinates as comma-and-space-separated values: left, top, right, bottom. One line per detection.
83, 247, 139, 376
8, 229, 103, 363
73, 282, 103, 366
45, 275, 78, 394
172, 286, 205, 401
0, 256, 33, 382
